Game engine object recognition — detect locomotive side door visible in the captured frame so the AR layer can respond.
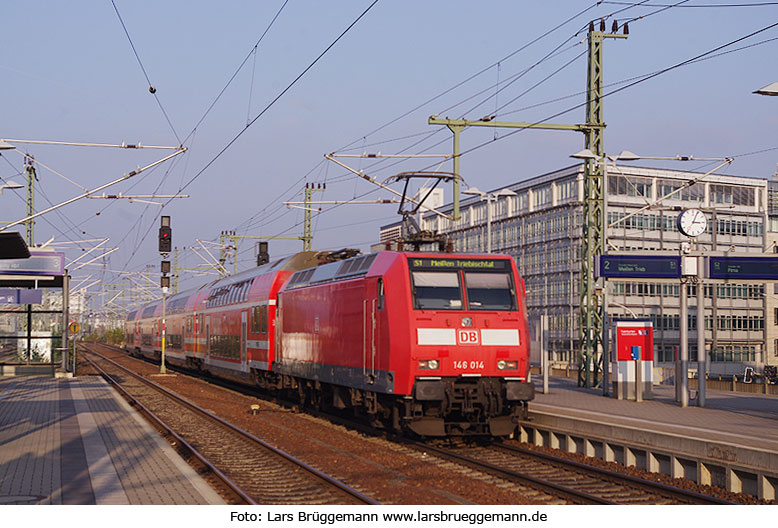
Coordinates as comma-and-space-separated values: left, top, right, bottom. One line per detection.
362, 277, 384, 384
241, 310, 247, 365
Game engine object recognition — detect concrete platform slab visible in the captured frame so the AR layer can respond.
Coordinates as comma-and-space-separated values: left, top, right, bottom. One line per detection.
0, 376, 224, 505
522, 377, 778, 499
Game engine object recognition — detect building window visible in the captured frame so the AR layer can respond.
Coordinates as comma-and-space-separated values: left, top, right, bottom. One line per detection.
711, 184, 755, 206
557, 179, 575, 202
609, 175, 653, 198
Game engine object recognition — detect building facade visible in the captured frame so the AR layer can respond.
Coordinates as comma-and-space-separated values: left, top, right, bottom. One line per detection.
381, 163, 776, 376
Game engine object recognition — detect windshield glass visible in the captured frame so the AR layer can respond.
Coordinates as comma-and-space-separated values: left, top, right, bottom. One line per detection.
411, 271, 463, 310
464, 272, 516, 310
408, 257, 518, 311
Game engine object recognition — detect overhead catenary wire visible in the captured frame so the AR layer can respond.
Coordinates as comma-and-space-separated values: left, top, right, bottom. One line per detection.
111, 0, 182, 145
0, 154, 90, 247
110, 4, 778, 289
174, 0, 380, 198
127, 1, 613, 275
411, 19, 778, 175
603, 1, 778, 7
331, 12, 777, 200
334, 1, 603, 154
185, 0, 291, 144
120, 1, 380, 273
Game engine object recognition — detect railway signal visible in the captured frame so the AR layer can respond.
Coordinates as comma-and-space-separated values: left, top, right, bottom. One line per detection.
159, 216, 172, 253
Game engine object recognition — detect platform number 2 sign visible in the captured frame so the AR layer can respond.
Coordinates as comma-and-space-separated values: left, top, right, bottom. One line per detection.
457, 329, 479, 345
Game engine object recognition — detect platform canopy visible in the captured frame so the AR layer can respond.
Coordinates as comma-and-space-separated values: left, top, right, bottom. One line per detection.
0, 231, 30, 260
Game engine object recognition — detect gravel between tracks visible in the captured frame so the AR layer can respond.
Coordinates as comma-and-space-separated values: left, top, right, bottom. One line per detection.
79, 348, 771, 505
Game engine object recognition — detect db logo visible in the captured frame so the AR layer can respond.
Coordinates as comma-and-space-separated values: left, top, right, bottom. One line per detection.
457, 329, 480, 345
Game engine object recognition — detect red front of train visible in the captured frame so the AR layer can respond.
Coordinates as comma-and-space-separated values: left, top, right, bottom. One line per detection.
276, 251, 534, 436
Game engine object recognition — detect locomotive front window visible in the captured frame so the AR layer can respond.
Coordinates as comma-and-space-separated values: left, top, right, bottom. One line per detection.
411, 271, 463, 310
464, 272, 516, 311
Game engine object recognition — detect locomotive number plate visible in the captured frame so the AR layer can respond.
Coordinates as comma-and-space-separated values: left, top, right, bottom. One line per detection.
454, 360, 485, 370
457, 329, 480, 345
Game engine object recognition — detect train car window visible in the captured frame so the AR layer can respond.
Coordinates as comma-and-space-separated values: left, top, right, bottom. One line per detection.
377, 278, 385, 310
464, 272, 516, 311
251, 305, 269, 333
411, 271, 463, 310
251, 306, 260, 333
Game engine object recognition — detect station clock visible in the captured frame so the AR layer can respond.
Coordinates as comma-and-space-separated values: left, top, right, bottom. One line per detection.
676, 208, 707, 238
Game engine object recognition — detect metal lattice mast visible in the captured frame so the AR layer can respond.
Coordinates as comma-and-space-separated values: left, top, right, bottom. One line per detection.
303, 183, 325, 251
579, 22, 628, 388
173, 247, 180, 294
219, 231, 231, 274
25, 156, 36, 245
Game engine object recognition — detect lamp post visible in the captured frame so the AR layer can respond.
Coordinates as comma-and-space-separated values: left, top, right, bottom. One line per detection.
752, 82, 778, 403
0, 180, 23, 195
753, 82, 778, 96
462, 187, 516, 253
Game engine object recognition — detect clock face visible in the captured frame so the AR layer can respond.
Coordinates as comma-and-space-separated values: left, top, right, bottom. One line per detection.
677, 209, 707, 237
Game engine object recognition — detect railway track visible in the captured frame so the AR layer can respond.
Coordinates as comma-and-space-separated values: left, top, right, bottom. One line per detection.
82, 343, 742, 505
405, 440, 734, 505
81, 343, 378, 505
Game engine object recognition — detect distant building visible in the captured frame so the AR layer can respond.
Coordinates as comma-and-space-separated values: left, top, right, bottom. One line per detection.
380, 163, 775, 376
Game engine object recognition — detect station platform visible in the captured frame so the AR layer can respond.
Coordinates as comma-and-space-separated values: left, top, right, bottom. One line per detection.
522, 376, 778, 499
0, 376, 225, 505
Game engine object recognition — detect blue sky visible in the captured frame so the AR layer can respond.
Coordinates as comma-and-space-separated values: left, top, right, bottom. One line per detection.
2, 1, 778, 301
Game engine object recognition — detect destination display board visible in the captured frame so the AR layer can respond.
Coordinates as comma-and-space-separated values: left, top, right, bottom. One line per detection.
408, 257, 510, 270
596, 255, 681, 279
709, 256, 778, 280
0, 251, 64, 276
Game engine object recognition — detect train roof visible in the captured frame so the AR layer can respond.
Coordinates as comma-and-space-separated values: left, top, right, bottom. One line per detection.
129, 250, 517, 318
130, 251, 325, 317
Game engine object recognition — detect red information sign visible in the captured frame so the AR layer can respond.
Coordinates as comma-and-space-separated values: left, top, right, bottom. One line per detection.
614, 321, 653, 361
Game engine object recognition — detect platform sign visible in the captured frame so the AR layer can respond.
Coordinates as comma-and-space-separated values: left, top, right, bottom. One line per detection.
0, 251, 65, 276
709, 256, 778, 280
596, 255, 680, 279
0, 288, 43, 304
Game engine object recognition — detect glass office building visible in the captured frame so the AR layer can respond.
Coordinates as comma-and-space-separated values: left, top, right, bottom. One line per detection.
380, 163, 774, 376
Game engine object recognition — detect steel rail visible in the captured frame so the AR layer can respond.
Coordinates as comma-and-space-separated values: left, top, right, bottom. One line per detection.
402, 439, 613, 505
493, 442, 734, 505
82, 344, 378, 505
82, 350, 255, 505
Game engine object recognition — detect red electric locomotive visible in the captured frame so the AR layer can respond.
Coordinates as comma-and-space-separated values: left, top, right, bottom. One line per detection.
126, 250, 534, 436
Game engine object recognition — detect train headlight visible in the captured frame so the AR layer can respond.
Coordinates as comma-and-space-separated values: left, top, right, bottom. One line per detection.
419, 359, 439, 370
497, 360, 518, 370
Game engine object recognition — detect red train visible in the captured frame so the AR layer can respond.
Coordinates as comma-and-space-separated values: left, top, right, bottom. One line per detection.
125, 250, 534, 436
